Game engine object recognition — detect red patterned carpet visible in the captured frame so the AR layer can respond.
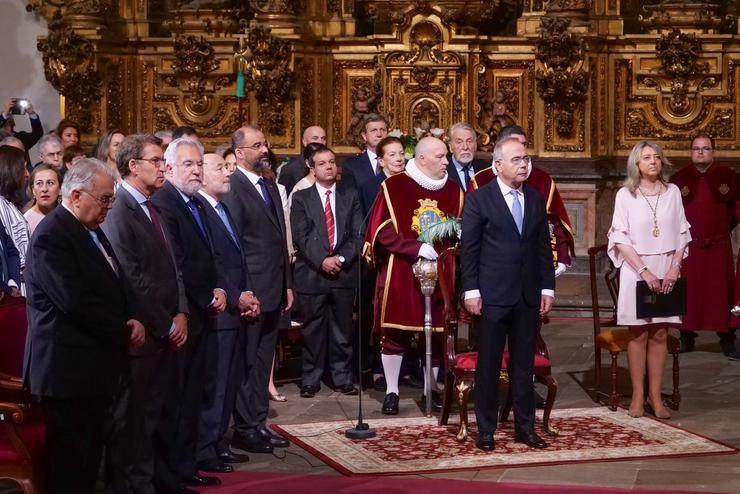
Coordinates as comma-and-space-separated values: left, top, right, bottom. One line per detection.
271, 407, 737, 476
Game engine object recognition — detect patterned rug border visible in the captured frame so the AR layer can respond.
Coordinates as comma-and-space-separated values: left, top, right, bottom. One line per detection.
271, 407, 738, 477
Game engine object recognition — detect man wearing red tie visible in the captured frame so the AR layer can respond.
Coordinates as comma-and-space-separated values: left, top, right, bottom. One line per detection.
290, 144, 363, 397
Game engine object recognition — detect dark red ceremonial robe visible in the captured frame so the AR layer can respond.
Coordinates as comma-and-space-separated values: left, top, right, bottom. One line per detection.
363, 173, 464, 333
470, 166, 575, 265
670, 163, 739, 332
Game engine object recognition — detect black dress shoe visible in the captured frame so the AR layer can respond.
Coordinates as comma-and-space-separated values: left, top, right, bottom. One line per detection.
256, 425, 290, 448
419, 390, 442, 412
373, 376, 387, 392
232, 432, 273, 453
183, 474, 221, 486
173, 487, 198, 494
336, 384, 359, 396
218, 449, 249, 463
514, 430, 548, 449
382, 392, 399, 415
476, 432, 495, 451
300, 384, 319, 398
197, 459, 233, 473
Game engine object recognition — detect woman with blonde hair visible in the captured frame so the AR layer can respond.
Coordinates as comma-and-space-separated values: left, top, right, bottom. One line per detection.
607, 140, 691, 419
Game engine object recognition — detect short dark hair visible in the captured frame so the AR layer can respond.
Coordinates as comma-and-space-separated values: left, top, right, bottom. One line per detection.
116, 134, 162, 178
55, 119, 80, 140
303, 143, 332, 168
0, 145, 28, 208
362, 113, 387, 134
63, 144, 86, 166
691, 133, 715, 150
376, 136, 403, 159
173, 126, 198, 140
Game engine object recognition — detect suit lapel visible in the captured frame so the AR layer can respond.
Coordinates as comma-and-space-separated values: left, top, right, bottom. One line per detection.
164, 182, 211, 251
489, 183, 520, 236
521, 184, 537, 235
59, 208, 119, 281
235, 171, 281, 231
334, 185, 349, 246
307, 185, 331, 251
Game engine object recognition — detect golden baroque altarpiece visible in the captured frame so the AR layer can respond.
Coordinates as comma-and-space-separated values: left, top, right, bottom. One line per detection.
25, 0, 740, 251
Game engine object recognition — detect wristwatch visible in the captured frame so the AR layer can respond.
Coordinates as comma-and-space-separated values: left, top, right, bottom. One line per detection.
337, 255, 345, 264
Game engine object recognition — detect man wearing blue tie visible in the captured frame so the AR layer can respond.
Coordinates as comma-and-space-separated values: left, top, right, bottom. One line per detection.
461, 137, 555, 452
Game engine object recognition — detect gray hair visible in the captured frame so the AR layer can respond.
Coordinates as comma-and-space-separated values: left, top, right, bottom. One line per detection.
624, 140, 672, 195
447, 122, 476, 139
38, 133, 63, 153
0, 136, 24, 150
154, 129, 173, 141
492, 136, 524, 162
61, 158, 117, 199
163, 137, 204, 165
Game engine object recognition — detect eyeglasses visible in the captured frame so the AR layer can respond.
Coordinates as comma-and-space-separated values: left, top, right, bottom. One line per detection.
691, 146, 712, 152
237, 141, 269, 151
510, 156, 531, 166
81, 189, 116, 206
136, 156, 165, 166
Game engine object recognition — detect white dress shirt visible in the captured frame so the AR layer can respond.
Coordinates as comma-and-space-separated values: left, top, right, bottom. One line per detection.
236, 166, 268, 202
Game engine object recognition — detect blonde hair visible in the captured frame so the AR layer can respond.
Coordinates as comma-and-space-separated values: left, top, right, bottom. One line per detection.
623, 140, 672, 195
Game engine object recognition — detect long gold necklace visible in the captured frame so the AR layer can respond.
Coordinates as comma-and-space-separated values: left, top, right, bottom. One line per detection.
638, 184, 661, 237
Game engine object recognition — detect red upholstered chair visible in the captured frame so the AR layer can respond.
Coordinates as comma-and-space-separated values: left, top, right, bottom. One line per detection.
437, 248, 558, 442
588, 244, 680, 411
0, 402, 34, 494
0, 298, 44, 493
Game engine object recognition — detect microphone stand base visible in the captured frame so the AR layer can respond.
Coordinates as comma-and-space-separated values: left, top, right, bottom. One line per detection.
345, 424, 377, 439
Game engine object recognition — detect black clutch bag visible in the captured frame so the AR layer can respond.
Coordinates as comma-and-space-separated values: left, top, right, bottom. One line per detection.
635, 278, 686, 319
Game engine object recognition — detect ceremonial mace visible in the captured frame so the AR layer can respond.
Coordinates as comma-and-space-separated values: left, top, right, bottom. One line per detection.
413, 258, 439, 418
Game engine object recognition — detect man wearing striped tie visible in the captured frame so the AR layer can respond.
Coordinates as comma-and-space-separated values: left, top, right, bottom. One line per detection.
290, 144, 364, 398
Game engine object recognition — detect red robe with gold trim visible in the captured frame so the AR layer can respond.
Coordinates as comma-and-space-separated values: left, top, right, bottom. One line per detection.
670, 163, 739, 332
363, 173, 464, 332
471, 166, 575, 265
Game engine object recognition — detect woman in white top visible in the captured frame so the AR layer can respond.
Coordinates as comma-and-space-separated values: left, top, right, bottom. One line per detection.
24, 164, 61, 236
0, 145, 30, 267
608, 140, 691, 419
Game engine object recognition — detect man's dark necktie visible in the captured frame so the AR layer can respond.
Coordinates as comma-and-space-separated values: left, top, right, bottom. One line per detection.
462, 165, 471, 191
187, 198, 210, 243
257, 177, 274, 209
144, 200, 168, 248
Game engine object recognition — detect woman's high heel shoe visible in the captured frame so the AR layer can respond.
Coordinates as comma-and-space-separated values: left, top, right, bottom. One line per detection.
269, 390, 287, 402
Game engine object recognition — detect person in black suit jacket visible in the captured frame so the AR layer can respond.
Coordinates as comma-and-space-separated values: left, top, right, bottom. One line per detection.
0, 222, 21, 301
290, 144, 363, 397
196, 152, 260, 472
221, 125, 293, 454
23, 159, 145, 494
461, 137, 555, 452
340, 113, 388, 191
277, 125, 326, 195
445, 122, 490, 192
101, 134, 190, 494
151, 138, 226, 493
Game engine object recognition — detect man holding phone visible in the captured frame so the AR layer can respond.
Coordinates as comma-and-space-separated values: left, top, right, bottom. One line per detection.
0, 97, 43, 153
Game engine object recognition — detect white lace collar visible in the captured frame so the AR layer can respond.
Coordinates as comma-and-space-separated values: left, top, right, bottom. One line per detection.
405, 158, 447, 191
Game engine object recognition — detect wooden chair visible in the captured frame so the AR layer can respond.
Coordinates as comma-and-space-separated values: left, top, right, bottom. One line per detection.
437, 248, 558, 442
588, 244, 681, 411
0, 402, 34, 494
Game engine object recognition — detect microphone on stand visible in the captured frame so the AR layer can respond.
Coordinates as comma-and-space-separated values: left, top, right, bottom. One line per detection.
346, 202, 377, 439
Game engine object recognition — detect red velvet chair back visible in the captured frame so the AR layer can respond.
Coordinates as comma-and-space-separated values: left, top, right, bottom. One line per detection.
0, 297, 27, 379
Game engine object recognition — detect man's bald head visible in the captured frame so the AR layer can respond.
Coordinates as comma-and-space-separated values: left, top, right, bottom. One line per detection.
414, 137, 448, 180
301, 126, 327, 147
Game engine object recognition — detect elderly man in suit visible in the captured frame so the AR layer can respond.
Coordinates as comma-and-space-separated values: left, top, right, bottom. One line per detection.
341, 114, 388, 190
290, 144, 363, 397
196, 152, 260, 471
461, 137, 555, 452
24, 158, 145, 493
101, 134, 189, 494
151, 137, 226, 493
222, 125, 293, 454
277, 125, 327, 195
446, 122, 489, 192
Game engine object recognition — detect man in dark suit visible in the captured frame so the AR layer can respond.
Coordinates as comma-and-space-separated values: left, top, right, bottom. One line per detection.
196, 152, 260, 472
290, 144, 362, 397
222, 125, 292, 454
23, 158, 145, 493
0, 223, 21, 302
151, 138, 226, 493
340, 113, 388, 190
277, 125, 326, 195
446, 122, 489, 192
461, 137, 555, 452
101, 134, 189, 494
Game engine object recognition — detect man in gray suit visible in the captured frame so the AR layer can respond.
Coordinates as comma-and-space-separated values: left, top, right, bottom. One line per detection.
222, 125, 293, 454
101, 133, 189, 494
290, 144, 362, 397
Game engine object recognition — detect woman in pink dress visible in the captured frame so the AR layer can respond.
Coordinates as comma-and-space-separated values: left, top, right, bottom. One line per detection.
608, 140, 691, 419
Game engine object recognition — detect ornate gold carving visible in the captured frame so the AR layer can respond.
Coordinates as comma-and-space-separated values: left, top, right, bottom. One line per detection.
36, 17, 101, 131
166, 35, 221, 116
106, 59, 123, 130
26, 0, 111, 30
234, 24, 296, 135
346, 76, 381, 147
639, 1, 725, 34
534, 16, 589, 137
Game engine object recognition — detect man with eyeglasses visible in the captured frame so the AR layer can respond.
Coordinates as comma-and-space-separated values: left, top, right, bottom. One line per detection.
462, 137, 555, 452
446, 122, 489, 192
670, 134, 739, 357
221, 125, 293, 455
24, 158, 145, 493
151, 137, 227, 493
35, 134, 64, 172
101, 134, 190, 494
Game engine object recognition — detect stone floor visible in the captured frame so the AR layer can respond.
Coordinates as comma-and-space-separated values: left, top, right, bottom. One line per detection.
236, 318, 740, 493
